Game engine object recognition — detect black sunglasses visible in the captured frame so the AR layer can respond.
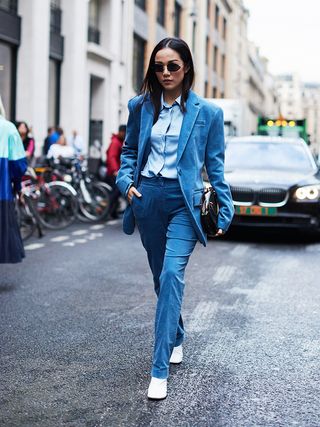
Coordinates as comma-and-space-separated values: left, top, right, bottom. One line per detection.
153, 63, 182, 73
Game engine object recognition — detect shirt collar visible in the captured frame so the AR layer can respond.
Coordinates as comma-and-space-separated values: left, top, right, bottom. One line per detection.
161, 93, 182, 110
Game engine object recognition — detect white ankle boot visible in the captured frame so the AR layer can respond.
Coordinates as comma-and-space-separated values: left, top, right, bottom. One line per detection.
169, 345, 183, 364
147, 377, 167, 400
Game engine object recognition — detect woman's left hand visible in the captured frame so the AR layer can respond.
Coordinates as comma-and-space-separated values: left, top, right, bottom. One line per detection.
214, 228, 225, 237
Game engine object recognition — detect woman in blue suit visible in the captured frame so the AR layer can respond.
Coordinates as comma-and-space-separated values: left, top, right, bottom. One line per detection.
116, 38, 234, 399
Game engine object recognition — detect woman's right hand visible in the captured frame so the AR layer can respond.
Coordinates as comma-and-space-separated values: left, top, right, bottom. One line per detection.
127, 186, 142, 204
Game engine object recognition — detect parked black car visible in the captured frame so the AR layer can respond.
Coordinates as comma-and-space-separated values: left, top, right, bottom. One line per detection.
224, 136, 320, 230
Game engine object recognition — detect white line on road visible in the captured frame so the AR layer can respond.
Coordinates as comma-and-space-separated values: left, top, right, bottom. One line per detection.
188, 301, 218, 333
213, 265, 236, 283
107, 219, 120, 225
73, 239, 87, 244
50, 235, 69, 242
87, 234, 97, 240
63, 242, 75, 247
90, 232, 103, 237
24, 243, 45, 250
230, 244, 249, 257
90, 224, 105, 230
72, 230, 88, 236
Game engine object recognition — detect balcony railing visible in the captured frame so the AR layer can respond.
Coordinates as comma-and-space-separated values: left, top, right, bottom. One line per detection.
88, 26, 100, 44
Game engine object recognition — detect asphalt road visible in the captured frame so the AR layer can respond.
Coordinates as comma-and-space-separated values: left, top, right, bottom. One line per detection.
1, 221, 320, 427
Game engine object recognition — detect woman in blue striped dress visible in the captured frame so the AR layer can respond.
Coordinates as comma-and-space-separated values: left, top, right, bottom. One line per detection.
0, 106, 28, 263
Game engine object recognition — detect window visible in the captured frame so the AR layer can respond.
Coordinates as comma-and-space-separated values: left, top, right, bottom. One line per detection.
133, 33, 146, 93
207, 0, 210, 19
88, 0, 100, 44
157, 0, 165, 26
48, 59, 61, 126
205, 81, 208, 98
221, 54, 225, 78
135, 0, 146, 10
206, 36, 209, 65
213, 46, 218, 72
192, 21, 196, 52
174, 1, 181, 37
0, 0, 18, 14
0, 41, 15, 119
215, 5, 219, 29
212, 87, 217, 98
223, 17, 227, 39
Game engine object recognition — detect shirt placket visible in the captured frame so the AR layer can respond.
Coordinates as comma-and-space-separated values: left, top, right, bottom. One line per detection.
161, 105, 174, 172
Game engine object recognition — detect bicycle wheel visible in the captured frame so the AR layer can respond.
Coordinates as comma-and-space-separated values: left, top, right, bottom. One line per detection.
78, 182, 110, 221
34, 181, 78, 229
15, 198, 36, 241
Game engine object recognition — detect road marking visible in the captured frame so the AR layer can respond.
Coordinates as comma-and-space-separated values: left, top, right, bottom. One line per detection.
230, 244, 249, 257
87, 234, 97, 240
188, 301, 218, 332
213, 265, 235, 283
50, 235, 69, 242
63, 242, 75, 247
107, 219, 120, 225
90, 224, 105, 230
72, 230, 88, 236
91, 232, 103, 237
24, 243, 45, 250
73, 239, 87, 244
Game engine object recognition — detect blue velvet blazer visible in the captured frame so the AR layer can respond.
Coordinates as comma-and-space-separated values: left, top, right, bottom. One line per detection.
116, 90, 234, 246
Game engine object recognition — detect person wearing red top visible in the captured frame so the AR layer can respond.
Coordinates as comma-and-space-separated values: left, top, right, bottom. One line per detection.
106, 125, 126, 218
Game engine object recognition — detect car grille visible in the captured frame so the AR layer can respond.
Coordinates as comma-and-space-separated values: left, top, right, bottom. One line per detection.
258, 188, 287, 204
231, 186, 254, 203
231, 186, 288, 206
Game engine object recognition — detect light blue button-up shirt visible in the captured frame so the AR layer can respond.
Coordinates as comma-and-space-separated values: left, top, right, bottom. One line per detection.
141, 93, 184, 179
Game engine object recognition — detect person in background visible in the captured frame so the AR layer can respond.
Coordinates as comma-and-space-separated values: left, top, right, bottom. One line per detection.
47, 129, 75, 160
68, 130, 84, 157
16, 121, 35, 163
106, 125, 126, 219
43, 126, 56, 156
0, 99, 28, 263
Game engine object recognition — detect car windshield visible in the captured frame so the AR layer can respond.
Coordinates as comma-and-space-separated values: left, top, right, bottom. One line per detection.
225, 141, 315, 172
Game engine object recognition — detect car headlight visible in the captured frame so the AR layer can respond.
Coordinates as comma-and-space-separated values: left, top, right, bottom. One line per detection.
294, 185, 320, 201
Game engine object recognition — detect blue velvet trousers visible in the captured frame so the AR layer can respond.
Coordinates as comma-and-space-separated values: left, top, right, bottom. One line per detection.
131, 176, 198, 379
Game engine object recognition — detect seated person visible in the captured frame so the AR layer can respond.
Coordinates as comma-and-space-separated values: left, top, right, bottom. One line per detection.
47, 133, 75, 159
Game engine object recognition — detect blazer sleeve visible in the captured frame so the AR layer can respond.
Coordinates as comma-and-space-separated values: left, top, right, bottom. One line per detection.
205, 108, 234, 231
116, 98, 140, 197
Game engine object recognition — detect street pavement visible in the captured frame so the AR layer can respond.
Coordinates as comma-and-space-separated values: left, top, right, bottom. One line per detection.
1, 220, 320, 426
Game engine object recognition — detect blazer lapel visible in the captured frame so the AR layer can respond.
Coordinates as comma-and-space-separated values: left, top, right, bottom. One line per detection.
137, 99, 154, 171
176, 91, 200, 164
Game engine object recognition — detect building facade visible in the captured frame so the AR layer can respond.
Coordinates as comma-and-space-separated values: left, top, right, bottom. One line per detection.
302, 83, 320, 154
0, 0, 20, 121
275, 73, 304, 120
0, 0, 132, 155
0, 0, 285, 155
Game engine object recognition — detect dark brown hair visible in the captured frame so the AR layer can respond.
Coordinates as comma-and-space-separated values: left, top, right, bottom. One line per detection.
140, 37, 195, 122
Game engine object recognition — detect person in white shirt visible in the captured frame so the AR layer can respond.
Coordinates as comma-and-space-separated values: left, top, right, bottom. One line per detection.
47, 133, 75, 159
68, 130, 84, 156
